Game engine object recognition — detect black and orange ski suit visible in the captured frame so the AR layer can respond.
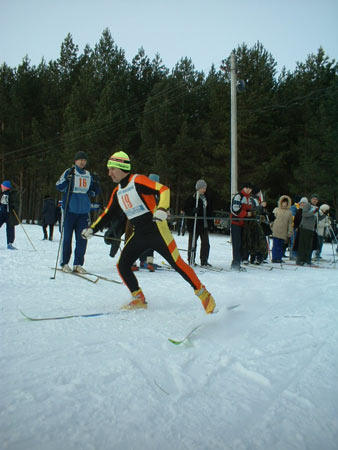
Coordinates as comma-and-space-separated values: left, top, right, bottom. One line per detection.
91, 174, 203, 293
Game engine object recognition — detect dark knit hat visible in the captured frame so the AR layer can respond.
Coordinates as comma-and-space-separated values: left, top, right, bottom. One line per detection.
310, 193, 319, 200
74, 151, 88, 161
195, 179, 207, 190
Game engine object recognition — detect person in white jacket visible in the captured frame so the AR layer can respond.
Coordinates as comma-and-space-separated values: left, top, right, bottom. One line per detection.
314, 204, 330, 260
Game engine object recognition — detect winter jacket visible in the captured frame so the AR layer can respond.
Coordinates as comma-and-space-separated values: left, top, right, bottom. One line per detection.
41, 197, 57, 225
316, 210, 330, 237
300, 203, 317, 231
56, 164, 101, 214
271, 195, 293, 240
230, 190, 252, 227
184, 193, 212, 233
0, 188, 20, 226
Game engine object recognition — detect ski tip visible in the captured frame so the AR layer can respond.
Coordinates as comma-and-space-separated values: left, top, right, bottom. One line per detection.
168, 338, 183, 345
20, 310, 32, 320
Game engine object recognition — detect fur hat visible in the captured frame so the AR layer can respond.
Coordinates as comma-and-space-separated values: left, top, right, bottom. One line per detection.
195, 179, 207, 190
74, 151, 88, 161
299, 197, 309, 204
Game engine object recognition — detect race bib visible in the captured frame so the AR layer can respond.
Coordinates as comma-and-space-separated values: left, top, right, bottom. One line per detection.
73, 171, 91, 194
117, 176, 148, 219
1, 194, 9, 205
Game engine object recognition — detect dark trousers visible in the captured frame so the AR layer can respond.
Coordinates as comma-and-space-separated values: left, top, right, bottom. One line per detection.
139, 248, 154, 263
297, 228, 314, 264
61, 212, 89, 267
117, 220, 202, 293
231, 224, 242, 268
42, 224, 54, 240
0, 211, 15, 245
187, 228, 210, 265
272, 237, 284, 261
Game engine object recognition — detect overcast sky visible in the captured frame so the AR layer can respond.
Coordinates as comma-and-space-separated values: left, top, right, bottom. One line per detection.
1, 0, 337, 74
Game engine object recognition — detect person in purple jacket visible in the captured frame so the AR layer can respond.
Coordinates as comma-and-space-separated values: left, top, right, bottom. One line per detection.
56, 151, 100, 273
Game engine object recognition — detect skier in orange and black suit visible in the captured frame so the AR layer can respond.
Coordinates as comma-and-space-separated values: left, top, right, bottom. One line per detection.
81, 151, 215, 313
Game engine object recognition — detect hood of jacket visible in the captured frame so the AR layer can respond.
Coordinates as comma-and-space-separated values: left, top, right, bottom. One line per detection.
277, 195, 292, 209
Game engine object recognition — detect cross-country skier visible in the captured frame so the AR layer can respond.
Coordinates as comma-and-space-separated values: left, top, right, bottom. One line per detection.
56, 151, 101, 273
81, 151, 215, 313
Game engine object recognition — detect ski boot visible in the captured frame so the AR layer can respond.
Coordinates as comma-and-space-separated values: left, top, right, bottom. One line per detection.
194, 285, 215, 314
121, 288, 147, 310
73, 265, 86, 274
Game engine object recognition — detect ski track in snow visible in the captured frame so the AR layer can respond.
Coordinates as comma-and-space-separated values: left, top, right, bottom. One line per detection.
1, 225, 338, 450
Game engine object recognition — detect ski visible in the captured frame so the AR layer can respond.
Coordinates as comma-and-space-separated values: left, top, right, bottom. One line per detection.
160, 262, 175, 271
168, 304, 240, 345
20, 309, 118, 321
194, 264, 224, 272
50, 268, 99, 283
265, 263, 298, 271
282, 262, 334, 270
246, 264, 273, 271
85, 272, 122, 284
168, 324, 203, 345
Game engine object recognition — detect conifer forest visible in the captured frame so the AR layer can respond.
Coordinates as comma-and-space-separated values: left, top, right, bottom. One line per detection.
0, 29, 337, 221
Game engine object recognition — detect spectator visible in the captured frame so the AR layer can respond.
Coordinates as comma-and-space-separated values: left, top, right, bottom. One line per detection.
314, 204, 330, 260
184, 179, 212, 267
0, 180, 20, 250
230, 182, 253, 271
270, 195, 293, 263
296, 197, 317, 266
41, 195, 57, 241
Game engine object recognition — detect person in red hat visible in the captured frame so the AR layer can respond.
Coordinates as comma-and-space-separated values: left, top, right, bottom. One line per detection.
0, 180, 20, 249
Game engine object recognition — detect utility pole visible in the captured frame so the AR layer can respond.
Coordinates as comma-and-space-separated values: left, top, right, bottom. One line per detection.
230, 52, 238, 199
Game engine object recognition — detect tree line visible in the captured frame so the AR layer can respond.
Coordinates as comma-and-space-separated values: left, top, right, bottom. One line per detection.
0, 29, 337, 221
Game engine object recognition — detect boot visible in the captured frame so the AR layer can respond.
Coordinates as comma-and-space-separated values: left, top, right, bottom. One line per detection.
194, 285, 216, 314
61, 264, 72, 273
121, 288, 147, 310
73, 265, 86, 274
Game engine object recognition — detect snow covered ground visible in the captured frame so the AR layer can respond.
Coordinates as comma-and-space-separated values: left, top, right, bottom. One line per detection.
1, 224, 338, 450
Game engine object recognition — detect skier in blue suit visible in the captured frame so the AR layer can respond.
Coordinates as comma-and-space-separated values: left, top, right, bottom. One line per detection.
56, 151, 101, 273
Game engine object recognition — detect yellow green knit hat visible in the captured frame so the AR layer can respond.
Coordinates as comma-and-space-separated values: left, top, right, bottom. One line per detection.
107, 151, 131, 171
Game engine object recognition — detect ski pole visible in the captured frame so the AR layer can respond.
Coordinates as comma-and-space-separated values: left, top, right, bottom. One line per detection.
190, 191, 199, 266
12, 209, 37, 251
51, 169, 74, 280
328, 226, 337, 265
94, 234, 125, 242
93, 234, 188, 252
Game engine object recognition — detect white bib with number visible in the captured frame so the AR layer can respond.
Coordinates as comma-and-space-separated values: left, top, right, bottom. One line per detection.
117, 175, 148, 219
73, 171, 91, 194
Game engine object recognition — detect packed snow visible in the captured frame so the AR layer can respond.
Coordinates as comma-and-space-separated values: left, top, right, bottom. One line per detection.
1, 224, 338, 450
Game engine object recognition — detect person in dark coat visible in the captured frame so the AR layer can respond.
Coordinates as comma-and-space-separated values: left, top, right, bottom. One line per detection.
184, 179, 213, 267
0, 180, 20, 249
41, 195, 57, 240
